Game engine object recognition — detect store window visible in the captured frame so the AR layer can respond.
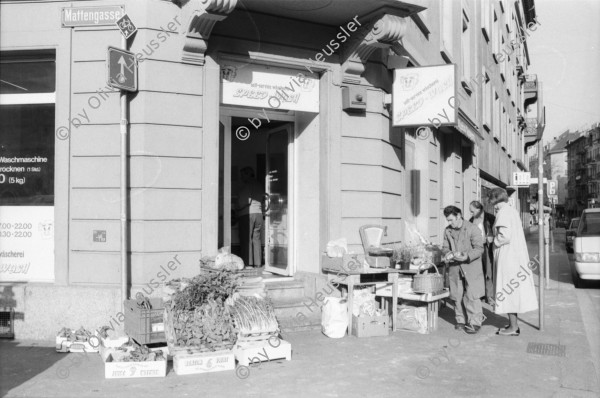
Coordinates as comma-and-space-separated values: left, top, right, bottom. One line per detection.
0, 50, 56, 282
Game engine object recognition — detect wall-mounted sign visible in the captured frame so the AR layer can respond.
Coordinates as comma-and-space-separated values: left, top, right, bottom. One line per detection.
221, 61, 319, 113
62, 6, 125, 27
392, 64, 457, 127
512, 172, 531, 186
0, 206, 54, 283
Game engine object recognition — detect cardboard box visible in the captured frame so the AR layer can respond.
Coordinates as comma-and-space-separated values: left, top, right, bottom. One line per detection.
104, 354, 167, 378
233, 338, 292, 367
55, 332, 100, 353
351, 315, 390, 338
321, 254, 369, 274
173, 350, 235, 375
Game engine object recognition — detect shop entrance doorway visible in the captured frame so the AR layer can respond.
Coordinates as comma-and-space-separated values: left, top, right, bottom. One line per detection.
218, 111, 295, 276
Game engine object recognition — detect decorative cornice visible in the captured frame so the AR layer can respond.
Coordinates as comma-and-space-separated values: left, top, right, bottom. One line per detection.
179, 0, 238, 65
341, 14, 407, 84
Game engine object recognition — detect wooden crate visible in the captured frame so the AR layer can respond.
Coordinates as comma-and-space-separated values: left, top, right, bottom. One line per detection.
233, 338, 291, 367
351, 315, 389, 338
104, 354, 167, 378
173, 350, 235, 375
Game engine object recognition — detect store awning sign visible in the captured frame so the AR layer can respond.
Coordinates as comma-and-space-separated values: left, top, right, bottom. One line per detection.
392, 64, 457, 127
221, 61, 319, 113
62, 6, 125, 27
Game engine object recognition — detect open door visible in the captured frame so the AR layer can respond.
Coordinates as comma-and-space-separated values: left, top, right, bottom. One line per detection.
264, 124, 294, 275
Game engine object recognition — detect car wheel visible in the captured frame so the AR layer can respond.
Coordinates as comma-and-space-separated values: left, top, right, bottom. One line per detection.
572, 268, 584, 288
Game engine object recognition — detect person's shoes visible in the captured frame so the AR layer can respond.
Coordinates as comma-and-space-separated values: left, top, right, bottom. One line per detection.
496, 327, 520, 336
464, 324, 481, 334
455, 323, 466, 331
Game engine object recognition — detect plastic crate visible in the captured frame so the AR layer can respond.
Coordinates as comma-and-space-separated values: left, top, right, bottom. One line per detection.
0, 307, 15, 339
124, 298, 165, 344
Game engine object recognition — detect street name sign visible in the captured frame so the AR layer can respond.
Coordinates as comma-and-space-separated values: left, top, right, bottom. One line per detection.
107, 47, 137, 92
115, 14, 137, 39
62, 6, 124, 27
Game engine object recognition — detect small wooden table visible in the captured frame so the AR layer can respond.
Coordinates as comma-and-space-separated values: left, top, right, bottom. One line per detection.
324, 268, 401, 334
397, 289, 450, 333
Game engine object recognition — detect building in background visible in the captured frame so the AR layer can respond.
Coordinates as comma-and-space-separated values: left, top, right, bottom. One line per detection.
0, 0, 541, 339
542, 130, 581, 218
565, 124, 600, 218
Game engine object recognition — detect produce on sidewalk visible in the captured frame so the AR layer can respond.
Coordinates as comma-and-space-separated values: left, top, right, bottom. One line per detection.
57, 326, 95, 342
229, 296, 279, 335
166, 270, 240, 350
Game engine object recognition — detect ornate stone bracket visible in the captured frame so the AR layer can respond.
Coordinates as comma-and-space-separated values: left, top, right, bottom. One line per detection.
177, 0, 237, 65
341, 14, 408, 84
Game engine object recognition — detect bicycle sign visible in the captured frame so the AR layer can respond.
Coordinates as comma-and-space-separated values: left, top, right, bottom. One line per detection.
115, 14, 137, 39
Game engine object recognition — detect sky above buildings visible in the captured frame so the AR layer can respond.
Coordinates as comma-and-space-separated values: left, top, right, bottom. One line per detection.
527, 0, 600, 142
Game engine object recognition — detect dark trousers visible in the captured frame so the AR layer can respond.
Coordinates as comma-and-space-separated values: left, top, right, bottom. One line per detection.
239, 213, 263, 267
483, 242, 494, 302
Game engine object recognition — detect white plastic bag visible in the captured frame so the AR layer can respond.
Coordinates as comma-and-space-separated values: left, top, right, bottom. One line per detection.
321, 297, 348, 338
397, 305, 428, 334
326, 238, 348, 257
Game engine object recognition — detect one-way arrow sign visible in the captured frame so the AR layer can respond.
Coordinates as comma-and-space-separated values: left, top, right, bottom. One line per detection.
107, 46, 137, 92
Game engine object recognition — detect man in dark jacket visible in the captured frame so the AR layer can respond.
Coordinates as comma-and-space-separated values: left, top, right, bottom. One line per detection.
443, 206, 485, 334
468, 201, 496, 304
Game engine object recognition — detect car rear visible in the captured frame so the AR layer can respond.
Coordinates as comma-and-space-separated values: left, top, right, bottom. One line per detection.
574, 210, 600, 281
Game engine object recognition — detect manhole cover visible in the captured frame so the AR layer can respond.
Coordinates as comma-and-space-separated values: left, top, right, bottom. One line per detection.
526, 342, 566, 357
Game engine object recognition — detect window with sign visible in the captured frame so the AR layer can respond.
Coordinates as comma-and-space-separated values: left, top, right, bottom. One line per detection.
0, 51, 55, 205
0, 51, 56, 283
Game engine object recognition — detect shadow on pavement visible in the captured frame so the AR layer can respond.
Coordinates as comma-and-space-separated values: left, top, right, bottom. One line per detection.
0, 340, 62, 397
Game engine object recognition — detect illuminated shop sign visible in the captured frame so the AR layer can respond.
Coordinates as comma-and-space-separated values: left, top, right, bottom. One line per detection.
221, 61, 320, 113
392, 64, 457, 127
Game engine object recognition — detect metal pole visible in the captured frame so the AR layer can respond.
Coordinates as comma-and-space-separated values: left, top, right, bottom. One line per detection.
120, 34, 129, 311
537, 139, 544, 331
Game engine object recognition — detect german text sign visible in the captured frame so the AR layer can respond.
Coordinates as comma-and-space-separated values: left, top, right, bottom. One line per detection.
62, 6, 124, 27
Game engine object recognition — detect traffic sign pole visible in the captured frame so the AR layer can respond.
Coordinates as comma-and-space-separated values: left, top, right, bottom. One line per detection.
120, 33, 129, 312
537, 139, 544, 331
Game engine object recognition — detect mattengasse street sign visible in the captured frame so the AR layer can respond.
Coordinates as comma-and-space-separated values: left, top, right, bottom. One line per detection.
62, 6, 124, 27
107, 47, 137, 92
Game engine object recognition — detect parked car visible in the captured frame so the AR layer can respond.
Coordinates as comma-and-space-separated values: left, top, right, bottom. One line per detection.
556, 218, 569, 229
573, 209, 600, 287
565, 217, 580, 253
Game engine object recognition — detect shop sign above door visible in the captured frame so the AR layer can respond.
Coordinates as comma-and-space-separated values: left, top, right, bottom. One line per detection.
61, 6, 125, 27
221, 61, 319, 113
392, 64, 457, 127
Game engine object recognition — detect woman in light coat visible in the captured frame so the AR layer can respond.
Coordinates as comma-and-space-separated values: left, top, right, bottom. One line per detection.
489, 188, 538, 336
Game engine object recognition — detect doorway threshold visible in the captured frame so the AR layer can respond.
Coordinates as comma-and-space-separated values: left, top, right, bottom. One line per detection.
261, 272, 294, 283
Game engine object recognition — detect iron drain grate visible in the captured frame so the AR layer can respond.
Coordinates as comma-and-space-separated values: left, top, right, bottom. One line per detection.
526, 342, 566, 357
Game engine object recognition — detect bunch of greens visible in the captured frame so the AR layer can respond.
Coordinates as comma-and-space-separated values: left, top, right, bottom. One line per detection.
168, 269, 240, 349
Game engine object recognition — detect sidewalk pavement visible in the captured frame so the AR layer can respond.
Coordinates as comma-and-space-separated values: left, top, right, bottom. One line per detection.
1, 231, 598, 398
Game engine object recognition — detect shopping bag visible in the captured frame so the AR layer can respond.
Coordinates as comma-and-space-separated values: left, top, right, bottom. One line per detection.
321, 297, 348, 338
396, 305, 428, 334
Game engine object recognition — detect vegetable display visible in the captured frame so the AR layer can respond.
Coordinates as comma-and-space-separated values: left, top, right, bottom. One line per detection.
167, 270, 240, 350
57, 326, 94, 342
229, 296, 279, 335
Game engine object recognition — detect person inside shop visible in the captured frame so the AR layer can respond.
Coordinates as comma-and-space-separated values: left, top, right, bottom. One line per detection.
442, 205, 485, 334
468, 200, 496, 304
489, 188, 538, 336
236, 167, 266, 268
